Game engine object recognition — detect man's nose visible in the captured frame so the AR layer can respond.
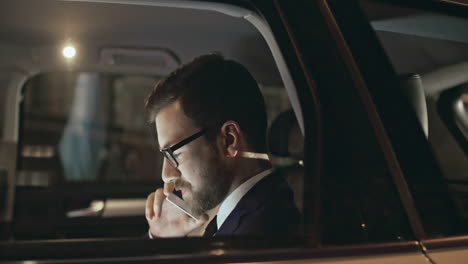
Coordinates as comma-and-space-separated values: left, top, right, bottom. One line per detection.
161, 158, 180, 183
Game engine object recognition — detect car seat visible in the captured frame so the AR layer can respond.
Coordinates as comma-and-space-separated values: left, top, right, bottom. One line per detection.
268, 109, 304, 213
399, 73, 429, 137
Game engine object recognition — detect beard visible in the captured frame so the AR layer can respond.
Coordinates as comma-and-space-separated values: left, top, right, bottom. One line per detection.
179, 148, 232, 216
191, 166, 231, 216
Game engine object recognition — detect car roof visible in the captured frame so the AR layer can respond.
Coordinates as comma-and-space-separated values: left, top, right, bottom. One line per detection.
1, 0, 467, 89
0, 0, 282, 85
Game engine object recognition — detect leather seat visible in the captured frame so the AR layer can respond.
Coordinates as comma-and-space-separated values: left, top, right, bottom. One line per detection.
400, 73, 429, 138
268, 109, 304, 213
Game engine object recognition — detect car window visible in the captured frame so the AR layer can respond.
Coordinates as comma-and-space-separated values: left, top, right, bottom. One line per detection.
20, 73, 160, 184
357, 0, 468, 237
19, 73, 292, 184
15, 73, 160, 239
14, 72, 293, 240
0, 0, 308, 245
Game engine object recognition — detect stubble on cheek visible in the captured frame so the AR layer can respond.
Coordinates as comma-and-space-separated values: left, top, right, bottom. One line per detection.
173, 162, 201, 209
180, 142, 232, 215
192, 162, 232, 215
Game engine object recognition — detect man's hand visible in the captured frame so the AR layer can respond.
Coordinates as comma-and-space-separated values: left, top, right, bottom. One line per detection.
145, 183, 208, 238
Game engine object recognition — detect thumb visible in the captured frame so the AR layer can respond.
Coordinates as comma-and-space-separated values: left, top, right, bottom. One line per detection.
163, 182, 175, 196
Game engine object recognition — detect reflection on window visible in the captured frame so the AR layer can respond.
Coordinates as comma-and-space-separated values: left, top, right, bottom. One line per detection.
59, 73, 104, 181
20, 72, 162, 184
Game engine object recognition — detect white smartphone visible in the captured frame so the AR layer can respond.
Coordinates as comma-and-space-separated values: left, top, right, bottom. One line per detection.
165, 193, 199, 221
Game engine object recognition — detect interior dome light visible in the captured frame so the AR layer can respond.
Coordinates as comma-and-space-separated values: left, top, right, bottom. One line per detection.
63, 46, 76, 58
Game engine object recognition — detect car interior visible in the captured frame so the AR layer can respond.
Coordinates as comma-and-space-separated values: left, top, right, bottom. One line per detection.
0, 0, 466, 244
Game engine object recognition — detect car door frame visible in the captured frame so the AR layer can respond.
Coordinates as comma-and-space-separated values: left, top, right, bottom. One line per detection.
328, 0, 468, 264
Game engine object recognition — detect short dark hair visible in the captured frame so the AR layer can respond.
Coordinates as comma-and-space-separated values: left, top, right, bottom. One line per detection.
145, 54, 268, 152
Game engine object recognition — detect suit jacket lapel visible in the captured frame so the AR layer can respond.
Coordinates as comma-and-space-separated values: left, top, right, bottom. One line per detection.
215, 171, 282, 236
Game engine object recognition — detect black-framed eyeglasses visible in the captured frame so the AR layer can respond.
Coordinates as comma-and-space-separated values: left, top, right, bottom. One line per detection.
159, 129, 207, 168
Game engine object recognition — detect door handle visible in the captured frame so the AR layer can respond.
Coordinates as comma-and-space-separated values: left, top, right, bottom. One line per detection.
66, 198, 146, 218
101, 199, 146, 218
66, 200, 105, 218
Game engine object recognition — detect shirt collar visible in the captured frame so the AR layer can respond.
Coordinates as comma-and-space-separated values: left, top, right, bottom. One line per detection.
217, 168, 274, 230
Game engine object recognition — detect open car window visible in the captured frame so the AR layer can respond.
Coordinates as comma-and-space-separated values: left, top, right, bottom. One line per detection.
0, 0, 308, 245
15, 71, 293, 240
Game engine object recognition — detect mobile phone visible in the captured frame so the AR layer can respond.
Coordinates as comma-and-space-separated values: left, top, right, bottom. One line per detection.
165, 193, 199, 221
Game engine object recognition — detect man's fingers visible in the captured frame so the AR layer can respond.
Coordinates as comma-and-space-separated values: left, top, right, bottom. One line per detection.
145, 192, 155, 221
198, 213, 210, 223
185, 213, 209, 230
153, 188, 166, 218
163, 182, 175, 196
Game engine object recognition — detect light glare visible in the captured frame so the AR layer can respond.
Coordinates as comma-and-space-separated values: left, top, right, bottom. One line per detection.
62, 46, 76, 58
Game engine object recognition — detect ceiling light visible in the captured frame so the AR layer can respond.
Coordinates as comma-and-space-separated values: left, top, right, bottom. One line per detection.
62, 45, 76, 58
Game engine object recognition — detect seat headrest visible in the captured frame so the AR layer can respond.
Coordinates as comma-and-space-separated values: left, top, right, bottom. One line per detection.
268, 109, 304, 160
400, 73, 429, 138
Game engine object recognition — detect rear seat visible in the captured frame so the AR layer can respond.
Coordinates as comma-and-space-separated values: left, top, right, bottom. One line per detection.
268, 109, 304, 213
399, 73, 429, 138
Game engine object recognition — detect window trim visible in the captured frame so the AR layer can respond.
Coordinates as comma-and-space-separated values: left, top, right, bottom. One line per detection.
0, 237, 423, 262
323, 0, 426, 241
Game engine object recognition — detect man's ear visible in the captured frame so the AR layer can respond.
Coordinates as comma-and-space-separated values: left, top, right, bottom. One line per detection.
220, 121, 242, 158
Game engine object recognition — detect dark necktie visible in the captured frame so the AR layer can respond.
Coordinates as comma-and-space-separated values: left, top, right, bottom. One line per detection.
203, 215, 217, 237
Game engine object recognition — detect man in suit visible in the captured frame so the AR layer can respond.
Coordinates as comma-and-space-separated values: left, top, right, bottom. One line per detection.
144, 54, 300, 238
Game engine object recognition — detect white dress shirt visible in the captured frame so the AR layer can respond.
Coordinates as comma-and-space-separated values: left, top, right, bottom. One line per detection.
216, 168, 274, 230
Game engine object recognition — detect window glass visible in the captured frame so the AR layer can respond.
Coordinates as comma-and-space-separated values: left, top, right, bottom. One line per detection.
14, 71, 295, 240
14, 73, 161, 239
20, 74, 293, 184
359, 0, 468, 237
20, 73, 161, 184
2, 0, 303, 246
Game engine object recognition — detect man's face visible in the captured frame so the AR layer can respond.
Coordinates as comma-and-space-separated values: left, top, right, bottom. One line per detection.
155, 100, 232, 215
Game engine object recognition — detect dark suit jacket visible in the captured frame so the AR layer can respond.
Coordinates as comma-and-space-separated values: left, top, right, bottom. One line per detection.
215, 170, 301, 237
